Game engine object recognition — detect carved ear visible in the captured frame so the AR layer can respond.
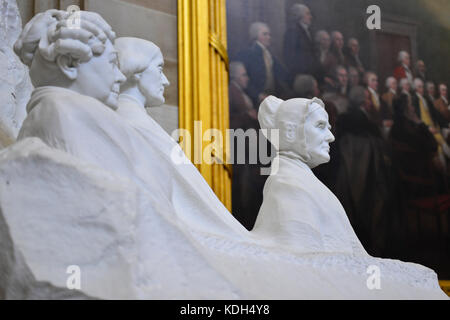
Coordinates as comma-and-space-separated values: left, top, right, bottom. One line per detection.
283, 122, 298, 143
56, 55, 78, 80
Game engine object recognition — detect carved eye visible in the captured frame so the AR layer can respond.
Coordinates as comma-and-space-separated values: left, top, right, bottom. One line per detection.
317, 123, 326, 129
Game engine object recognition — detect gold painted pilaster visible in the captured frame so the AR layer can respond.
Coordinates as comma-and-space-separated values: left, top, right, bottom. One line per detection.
178, 0, 232, 210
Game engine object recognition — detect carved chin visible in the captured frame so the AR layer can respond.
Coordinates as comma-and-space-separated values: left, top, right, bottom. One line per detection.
322, 150, 331, 160
309, 152, 330, 168
149, 95, 165, 107
104, 92, 119, 110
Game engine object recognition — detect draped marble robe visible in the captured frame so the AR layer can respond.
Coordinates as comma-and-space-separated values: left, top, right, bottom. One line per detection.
115, 94, 250, 236
12, 87, 448, 299
111, 93, 447, 299
253, 152, 367, 255
18, 86, 249, 240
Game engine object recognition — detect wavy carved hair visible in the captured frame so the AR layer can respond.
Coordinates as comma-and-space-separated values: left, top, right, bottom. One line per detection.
14, 9, 116, 86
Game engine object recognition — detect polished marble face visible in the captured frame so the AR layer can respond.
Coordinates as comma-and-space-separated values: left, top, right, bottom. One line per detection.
304, 105, 335, 167
73, 39, 126, 109
138, 50, 170, 107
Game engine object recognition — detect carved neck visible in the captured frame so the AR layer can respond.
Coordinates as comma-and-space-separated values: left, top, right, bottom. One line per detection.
118, 93, 146, 109
120, 83, 146, 109
278, 151, 310, 169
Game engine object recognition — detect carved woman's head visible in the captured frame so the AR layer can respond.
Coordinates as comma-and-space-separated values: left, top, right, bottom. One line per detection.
258, 96, 335, 168
14, 9, 126, 109
115, 37, 170, 107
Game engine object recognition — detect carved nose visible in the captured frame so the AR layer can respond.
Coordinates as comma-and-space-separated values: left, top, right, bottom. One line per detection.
327, 131, 335, 143
162, 73, 170, 87
116, 69, 127, 84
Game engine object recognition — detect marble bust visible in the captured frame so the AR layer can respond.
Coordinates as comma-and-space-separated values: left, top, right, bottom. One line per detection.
114, 37, 172, 150
113, 36, 249, 239
252, 96, 367, 255
14, 9, 125, 110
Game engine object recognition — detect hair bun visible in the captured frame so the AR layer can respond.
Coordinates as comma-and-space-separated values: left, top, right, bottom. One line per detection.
14, 9, 115, 68
14, 10, 62, 67
258, 95, 284, 144
258, 96, 284, 130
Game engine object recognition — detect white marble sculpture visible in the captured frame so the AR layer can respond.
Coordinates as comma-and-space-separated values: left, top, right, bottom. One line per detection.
0, 138, 243, 299
253, 96, 367, 255
14, 11, 247, 239
0, 8, 447, 299
0, 10, 245, 299
0, 0, 32, 148
113, 36, 250, 238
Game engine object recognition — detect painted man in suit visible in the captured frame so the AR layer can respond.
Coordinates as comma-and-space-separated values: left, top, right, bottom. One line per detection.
315, 30, 335, 82
283, 4, 319, 82
381, 77, 398, 119
228, 61, 265, 229
364, 71, 384, 127
330, 31, 346, 69
322, 65, 350, 114
394, 51, 414, 87
237, 22, 288, 107
229, 61, 257, 130
413, 78, 450, 172
412, 78, 447, 128
344, 38, 365, 75
412, 78, 450, 164
348, 66, 361, 89
426, 81, 436, 104
434, 83, 450, 123
415, 60, 427, 82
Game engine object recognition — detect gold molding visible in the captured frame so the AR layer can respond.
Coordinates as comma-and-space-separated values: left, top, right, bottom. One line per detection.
440, 280, 450, 297
178, 0, 232, 210
209, 33, 229, 70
